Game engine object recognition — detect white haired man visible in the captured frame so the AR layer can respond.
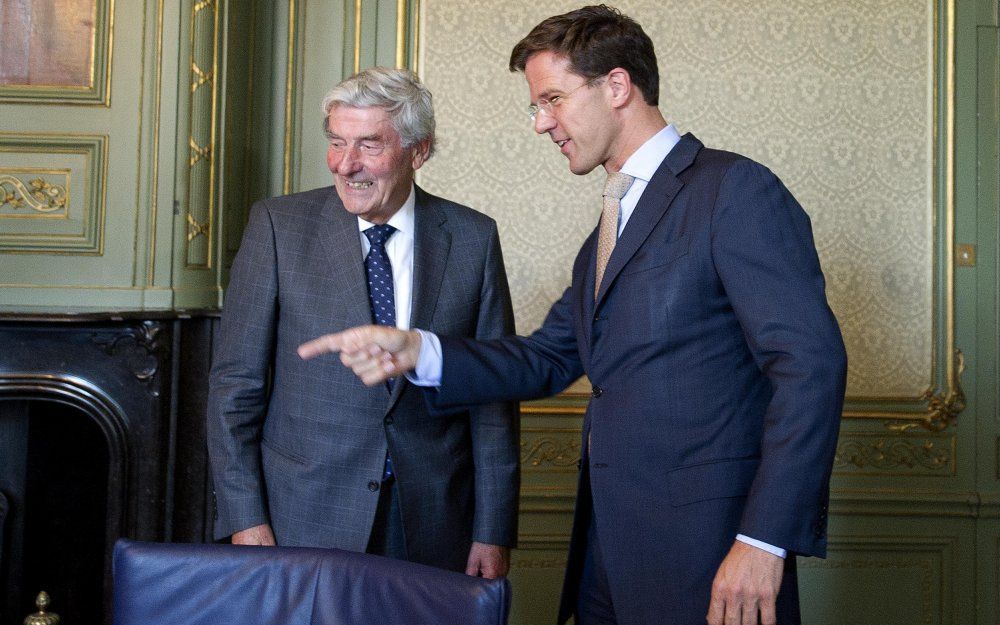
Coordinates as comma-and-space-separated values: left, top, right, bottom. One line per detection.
207, 67, 519, 577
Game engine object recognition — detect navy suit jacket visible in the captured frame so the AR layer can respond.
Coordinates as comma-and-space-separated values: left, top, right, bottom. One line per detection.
431, 134, 847, 625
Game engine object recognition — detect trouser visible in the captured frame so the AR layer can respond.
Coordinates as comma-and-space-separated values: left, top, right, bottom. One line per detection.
576, 481, 617, 625
365, 475, 406, 560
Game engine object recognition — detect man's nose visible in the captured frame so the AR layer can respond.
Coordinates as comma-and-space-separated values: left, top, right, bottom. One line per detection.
335, 146, 362, 175
533, 110, 556, 134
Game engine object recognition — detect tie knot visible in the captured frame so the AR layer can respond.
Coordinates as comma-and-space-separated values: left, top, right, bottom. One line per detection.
364, 224, 397, 248
603, 172, 634, 200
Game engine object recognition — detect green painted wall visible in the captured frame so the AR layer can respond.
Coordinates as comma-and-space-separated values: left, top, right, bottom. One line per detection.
0, 0, 261, 310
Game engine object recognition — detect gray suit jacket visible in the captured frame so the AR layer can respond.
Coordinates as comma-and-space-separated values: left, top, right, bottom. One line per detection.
207, 185, 519, 572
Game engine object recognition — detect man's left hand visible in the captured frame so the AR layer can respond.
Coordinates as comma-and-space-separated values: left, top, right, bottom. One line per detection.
465, 542, 510, 579
707, 540, 784, 625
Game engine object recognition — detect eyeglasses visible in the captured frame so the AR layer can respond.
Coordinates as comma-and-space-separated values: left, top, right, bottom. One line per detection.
526, 76, 603, 122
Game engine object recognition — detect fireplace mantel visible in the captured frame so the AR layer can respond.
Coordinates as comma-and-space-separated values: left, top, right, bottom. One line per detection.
0, 311, 217, 625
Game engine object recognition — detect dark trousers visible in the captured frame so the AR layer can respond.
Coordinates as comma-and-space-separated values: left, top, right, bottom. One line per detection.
576, 489, 617, 624
366, 476, 407, 560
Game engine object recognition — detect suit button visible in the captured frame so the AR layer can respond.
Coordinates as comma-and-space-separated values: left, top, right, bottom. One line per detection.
385, 416, 394, 425
368, 480, 380, 492
592, 386, 603, 398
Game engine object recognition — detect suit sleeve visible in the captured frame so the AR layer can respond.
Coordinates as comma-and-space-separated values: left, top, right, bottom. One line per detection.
710, 159, 847, 557
467, 223, 520, 547
206, 201, 278, 539
433, 281, 585, 410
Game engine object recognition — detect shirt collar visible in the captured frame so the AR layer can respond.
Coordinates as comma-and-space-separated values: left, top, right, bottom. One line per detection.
618, 124, 682, 183
357, 184, 416, 235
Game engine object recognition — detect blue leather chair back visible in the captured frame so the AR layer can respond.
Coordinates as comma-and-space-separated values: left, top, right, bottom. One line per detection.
112, 539, 511, 625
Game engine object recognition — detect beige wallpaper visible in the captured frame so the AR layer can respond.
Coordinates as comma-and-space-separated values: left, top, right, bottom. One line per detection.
416, 0, 934, 400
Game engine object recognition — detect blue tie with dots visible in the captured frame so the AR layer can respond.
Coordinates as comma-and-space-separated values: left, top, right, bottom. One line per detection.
364, 224, 397, 479
364, 224, 397, 329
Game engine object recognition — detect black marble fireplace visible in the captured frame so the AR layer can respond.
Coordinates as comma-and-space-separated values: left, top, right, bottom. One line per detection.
0, 311, 218, 625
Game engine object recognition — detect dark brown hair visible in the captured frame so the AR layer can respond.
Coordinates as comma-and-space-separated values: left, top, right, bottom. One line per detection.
509, 5, 659, 105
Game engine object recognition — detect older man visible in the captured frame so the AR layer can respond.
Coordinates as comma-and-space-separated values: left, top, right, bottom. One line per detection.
207, 67, 518, 577
300, 6, 847, 625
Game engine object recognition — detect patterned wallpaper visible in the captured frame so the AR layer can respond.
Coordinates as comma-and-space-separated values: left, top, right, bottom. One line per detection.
416, 0, 934, 400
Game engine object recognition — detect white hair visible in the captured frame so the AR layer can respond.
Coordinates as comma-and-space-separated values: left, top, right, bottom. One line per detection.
321, 67, 436, 157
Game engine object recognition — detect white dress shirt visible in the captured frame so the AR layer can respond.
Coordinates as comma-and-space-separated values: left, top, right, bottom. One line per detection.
410, 128, 785, 558
358, 185, 415, 330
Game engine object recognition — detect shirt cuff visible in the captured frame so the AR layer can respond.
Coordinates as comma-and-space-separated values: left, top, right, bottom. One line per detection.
735, 534, 787, 559
405, 329, 443, 387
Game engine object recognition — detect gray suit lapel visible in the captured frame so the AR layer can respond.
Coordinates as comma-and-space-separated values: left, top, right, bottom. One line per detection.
318, 191, 373, 328
386, 186, 450, 406
409, 186, 451, 330
595, 133, 701, 306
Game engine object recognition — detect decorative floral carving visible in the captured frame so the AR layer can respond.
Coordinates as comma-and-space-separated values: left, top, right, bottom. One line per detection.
834, 437, 952, 473
520, 438, 580, 469
91, 321, 169, 396
512, 557, 568, 569
0, 175, 67, 213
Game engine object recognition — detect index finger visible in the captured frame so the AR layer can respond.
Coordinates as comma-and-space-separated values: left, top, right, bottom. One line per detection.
298, 333, 347, 360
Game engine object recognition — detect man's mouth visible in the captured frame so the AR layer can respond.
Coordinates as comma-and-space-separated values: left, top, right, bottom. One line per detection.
345, 180, 373, 189
556, 139, 569, 148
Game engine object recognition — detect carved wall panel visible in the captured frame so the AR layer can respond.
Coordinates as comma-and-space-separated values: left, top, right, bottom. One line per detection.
798, 536, 955, 625
0, 133, 107, 253
184, 0, 220, 269
833, 431, 955, 476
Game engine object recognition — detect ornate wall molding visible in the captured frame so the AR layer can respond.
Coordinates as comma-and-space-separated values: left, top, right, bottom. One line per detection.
521, 427, 581, 472
833, 432, 955, 476
797, 536, 956, 625
0, 172, 69, 217
510, 556, 569, 570
184, 0, 220, 268
0, 133, 107, 254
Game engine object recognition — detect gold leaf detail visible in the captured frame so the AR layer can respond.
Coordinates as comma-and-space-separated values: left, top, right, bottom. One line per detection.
187, 213, 209, 241
189, 138, 211, 167
191, 63, 213, 92
520, 438, 580, 468
834, 438, 951, 472
0, 175, 67, 212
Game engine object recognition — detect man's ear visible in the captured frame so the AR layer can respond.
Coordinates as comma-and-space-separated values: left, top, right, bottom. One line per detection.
606, 67, 632, 108
411, 139, 433, 170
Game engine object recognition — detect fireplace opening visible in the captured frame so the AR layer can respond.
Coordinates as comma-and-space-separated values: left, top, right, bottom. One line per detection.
1, 398, 110, 625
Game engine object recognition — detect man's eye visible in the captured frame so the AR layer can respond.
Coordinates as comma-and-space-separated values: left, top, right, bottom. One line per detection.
549, 95, 562, 105
360, 142, 384, 154
330, 141, 346, 151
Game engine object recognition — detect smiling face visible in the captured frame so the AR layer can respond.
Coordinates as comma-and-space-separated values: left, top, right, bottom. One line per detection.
524, 51, 619, 175
325, 105, 430, 224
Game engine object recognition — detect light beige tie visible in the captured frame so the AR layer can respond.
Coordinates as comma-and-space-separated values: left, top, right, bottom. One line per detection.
594, 171, 635, 299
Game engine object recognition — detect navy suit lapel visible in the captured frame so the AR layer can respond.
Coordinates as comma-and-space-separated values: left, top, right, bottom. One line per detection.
575, 228, 599, 351
594, 133, 702, 307
318, 190, 373, 328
